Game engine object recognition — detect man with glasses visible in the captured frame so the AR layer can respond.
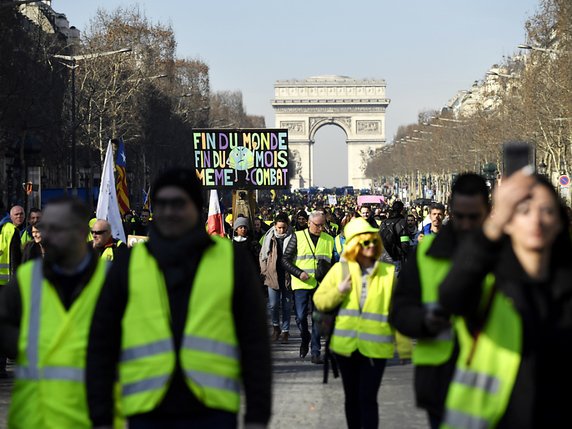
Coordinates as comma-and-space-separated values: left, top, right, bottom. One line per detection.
283, 211, 334, 363
86, 168, 271, 429
390, 174, 490, 429
0, 197, 110, 426
91, 219, 127, 262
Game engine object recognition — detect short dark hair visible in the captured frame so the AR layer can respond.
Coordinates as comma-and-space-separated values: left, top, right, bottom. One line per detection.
429, 202, 446, 212
45, 196, 91, 225
29, 207, 41, 215
275, 212, 289, 225
391, 201, 404, 213
451, 173, 490, 208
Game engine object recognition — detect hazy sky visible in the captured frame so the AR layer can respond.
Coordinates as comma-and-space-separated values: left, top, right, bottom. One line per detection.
55, 0, 539, 187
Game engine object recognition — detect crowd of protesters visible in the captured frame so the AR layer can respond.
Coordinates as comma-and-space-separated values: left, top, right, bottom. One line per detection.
0, 166, 571, 429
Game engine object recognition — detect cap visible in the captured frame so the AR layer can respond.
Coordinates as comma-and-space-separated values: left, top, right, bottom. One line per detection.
344, 217, 379, 244
233, 217, 249, 231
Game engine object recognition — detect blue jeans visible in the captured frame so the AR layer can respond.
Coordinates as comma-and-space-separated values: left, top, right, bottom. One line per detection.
268, 287, 291, 332
293, 289, 321, 357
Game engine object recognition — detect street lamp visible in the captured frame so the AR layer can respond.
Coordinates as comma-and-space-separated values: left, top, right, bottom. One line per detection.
52, 47, 131, 194
486, 71, 517, 79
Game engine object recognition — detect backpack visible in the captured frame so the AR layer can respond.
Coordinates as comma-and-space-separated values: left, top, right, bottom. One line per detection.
380, 218, 401, 260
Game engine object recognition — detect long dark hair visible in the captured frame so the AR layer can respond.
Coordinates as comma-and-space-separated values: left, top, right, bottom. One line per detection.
533, 174, 572, 260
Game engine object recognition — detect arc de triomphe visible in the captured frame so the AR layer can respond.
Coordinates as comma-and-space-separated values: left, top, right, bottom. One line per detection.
272, 75, 390, 190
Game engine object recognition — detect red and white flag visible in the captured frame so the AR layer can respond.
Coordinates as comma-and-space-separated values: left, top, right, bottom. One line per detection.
207, 190, 225, 236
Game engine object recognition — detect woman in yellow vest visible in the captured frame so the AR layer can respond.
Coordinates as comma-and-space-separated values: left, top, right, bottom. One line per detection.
314, 217, 402, 429
440, 170, 572, 429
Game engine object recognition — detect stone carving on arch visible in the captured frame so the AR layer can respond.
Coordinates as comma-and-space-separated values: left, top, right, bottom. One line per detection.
273, 75, 390, 189
308, 117, 352, 140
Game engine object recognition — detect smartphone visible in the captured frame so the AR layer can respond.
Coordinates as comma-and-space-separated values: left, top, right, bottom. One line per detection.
503, 142, 534, 177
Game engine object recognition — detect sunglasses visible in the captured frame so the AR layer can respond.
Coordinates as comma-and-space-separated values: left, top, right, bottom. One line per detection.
91, 229, 108, 235
359, 239, 379, 248
154, 197, 189, 210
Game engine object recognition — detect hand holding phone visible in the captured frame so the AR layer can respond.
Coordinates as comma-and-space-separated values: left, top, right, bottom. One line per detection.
503, 142, 534, 177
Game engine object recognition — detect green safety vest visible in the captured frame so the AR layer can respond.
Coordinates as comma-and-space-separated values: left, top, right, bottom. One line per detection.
0, 222, 17, 285
330, 260, 396, 358
291, 230, 334, 291
119, 236, 240, 416
441, 284, 521, 429
330, 223, 339, 235
9, 258, 109, 429
412, 234, 455, 365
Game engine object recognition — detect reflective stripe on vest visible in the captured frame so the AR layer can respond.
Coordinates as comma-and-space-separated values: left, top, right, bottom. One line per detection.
337, 308, 388, 323
333, 328, 394, 344
452, 368, 500, 394
443, 410, 489, 429
412, 234, 455, 366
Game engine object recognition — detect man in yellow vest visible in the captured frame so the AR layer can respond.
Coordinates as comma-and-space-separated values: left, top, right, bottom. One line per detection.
282, 211, 334, 363
390, 174, 490, 429
90, 219, 127, 261
86, 168, 271, 429
0, 205, 24, 377
0, 197, 110, 427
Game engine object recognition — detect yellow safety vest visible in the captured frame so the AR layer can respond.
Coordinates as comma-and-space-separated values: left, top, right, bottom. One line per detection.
9, 258, 108, 429
100, 241, 124, 262
20, 229, 33, 246
291, 230, 334, 291
441, 288, 521, 429
119, 236, 240, 416
0, 222, 17, 285
412, 234, 455, 365
329, 260, 396, 358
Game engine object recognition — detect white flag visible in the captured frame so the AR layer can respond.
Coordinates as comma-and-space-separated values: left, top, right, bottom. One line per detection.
96, 141, 126, 243
207, 190, 225, 236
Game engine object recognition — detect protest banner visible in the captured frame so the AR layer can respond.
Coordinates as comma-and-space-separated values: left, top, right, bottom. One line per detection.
192, 129, 289, 189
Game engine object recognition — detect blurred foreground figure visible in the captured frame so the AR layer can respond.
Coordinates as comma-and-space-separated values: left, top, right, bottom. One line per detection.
86, 168, 271, 429
440, 169, 572, 428
0, 197, 109, 428
391, 173, 490, 429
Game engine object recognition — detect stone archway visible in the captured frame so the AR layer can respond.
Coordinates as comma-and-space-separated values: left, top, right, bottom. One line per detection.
272, 75, 390, 189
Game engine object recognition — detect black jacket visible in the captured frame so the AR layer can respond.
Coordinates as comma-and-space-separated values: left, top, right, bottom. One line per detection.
380, 214, 409, 263
440, 230, 572, 428
86, 226, 271, 426
390, 223, 458, 418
